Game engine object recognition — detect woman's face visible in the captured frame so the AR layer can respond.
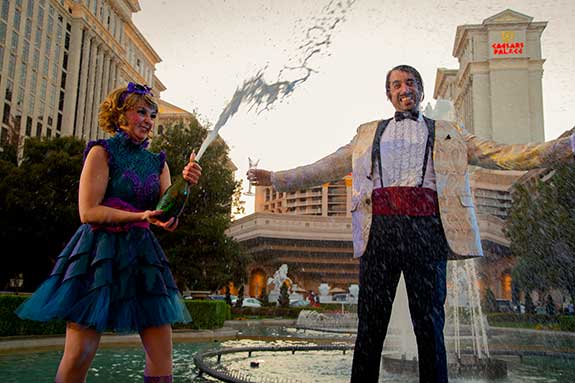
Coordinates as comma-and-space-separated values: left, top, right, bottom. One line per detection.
121, 100, 157, 143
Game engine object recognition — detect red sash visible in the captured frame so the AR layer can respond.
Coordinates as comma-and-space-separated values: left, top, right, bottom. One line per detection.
372, 187, 439, 216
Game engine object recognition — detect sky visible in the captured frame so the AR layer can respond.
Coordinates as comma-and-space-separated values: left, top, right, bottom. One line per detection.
132, 0, 575, 217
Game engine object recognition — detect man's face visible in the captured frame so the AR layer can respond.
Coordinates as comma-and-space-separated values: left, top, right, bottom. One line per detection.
387, 70, 422, 112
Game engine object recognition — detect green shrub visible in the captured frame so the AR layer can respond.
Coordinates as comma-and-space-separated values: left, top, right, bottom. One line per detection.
174, 300, 231, 330
232, 305, 329, 319
486, 313, 560, 327
558, 316, 575, 332
0, 295, 66, 337
0, 295, 230, 337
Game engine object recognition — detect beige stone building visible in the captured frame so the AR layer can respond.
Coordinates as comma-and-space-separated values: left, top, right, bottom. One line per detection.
254, 175, 352, 217
0, 0, 163, 149
227, 212, 355, 298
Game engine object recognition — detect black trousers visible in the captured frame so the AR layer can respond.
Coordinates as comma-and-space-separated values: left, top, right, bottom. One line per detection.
351, 215, 449, 383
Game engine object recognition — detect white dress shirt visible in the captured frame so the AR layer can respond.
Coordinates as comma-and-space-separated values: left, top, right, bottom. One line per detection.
372, 112, 437, 190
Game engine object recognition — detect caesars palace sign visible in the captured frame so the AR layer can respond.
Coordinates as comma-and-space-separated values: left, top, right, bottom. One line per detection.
492, 31, 524, 56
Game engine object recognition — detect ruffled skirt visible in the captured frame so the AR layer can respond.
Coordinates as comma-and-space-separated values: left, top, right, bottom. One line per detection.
15, 224, 191, 333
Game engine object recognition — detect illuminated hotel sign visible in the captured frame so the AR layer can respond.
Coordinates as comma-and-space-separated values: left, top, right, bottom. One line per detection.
492, 31, 524, 55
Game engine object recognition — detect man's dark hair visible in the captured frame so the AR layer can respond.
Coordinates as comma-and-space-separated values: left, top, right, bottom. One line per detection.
385, 64, 424, 102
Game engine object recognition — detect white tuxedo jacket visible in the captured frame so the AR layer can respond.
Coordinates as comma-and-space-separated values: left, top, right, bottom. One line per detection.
272, 119, 574, 259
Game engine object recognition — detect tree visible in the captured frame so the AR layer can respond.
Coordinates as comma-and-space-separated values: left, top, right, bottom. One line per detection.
150, 121, 251, 291
259, 290, 270, 306
224, 286, 232, 306
511, 282, 521, 312
506, 165, 575, 306
0, 136, 85, 290
278, 282, 290, 307
236, 285, 244, 308
545, 294, 557, 316
524, 290, 536, 314
482, 287, 497, 313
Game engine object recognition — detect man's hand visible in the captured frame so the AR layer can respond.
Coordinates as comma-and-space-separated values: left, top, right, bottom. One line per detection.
247, 168, 272, 186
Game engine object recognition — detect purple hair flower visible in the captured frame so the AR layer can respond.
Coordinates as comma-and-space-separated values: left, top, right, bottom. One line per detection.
119, 82, 153, 105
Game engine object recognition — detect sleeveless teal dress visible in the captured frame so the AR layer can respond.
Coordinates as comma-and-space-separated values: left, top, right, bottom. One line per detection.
16, 132, 191, 333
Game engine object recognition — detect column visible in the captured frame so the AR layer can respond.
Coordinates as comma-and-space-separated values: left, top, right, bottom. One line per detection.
109, 57, 118, 89
90, 46, 105, 140
82, 38, 99, 140
75, 31, 92, 139
61, 19, 84, 137
101, 53, 111, 103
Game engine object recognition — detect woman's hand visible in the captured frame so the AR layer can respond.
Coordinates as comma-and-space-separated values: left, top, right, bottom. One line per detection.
183, 152, 202, 185
143, 210, 179, 231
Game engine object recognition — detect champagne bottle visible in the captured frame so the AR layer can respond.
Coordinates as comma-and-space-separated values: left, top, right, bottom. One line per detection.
155, 176, 190, 222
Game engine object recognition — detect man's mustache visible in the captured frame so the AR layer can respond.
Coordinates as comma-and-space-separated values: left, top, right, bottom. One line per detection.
397, 92, 416, 100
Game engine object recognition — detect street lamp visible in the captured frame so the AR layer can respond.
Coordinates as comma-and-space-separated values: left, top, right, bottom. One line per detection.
9, 273, 24, 295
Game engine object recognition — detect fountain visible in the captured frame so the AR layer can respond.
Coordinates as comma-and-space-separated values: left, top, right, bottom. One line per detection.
266, 264, 293, 304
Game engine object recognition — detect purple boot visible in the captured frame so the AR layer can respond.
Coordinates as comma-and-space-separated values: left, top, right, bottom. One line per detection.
143, 376, 172, 383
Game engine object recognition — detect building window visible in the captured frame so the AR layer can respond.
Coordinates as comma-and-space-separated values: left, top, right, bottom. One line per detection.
5, 80, 13, 101
1, 0, 9, 21
58, 90, 64, 111
24, 18, 32, 40
34, 27, 41, 49
2, 103, 10, 124
26, 0, 33, 17
13, 8, 21, 31
11, 31, 19, 51
56, 112, 62, 131
25, 116, 32, 136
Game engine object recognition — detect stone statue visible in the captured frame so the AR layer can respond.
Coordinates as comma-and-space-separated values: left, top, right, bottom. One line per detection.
267, 264, 292, 294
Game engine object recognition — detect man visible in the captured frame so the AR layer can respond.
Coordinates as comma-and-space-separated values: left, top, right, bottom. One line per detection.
247, 65, 574, 383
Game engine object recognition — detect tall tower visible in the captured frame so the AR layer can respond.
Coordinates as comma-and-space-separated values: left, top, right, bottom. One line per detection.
433, 9, 549, 302
435, 9, 546, 144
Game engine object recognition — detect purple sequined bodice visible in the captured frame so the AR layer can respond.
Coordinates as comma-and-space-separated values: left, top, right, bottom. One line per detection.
84, 132, 166, 211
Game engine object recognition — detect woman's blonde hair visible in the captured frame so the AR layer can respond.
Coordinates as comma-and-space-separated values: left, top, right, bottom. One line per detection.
98, 84, 158, 136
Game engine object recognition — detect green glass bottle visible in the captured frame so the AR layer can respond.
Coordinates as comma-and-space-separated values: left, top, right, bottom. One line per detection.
155, 176, 190, 222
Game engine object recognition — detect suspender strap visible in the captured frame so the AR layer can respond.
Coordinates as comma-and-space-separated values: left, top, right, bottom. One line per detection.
420, 116, 436, 188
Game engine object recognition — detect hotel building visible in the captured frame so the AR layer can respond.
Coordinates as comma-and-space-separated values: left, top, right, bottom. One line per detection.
0, 0, 163, 149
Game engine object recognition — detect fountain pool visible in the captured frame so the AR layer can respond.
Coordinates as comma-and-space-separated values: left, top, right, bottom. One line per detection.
1, 326, 574, 383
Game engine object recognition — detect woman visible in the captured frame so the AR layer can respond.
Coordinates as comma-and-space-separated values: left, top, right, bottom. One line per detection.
16, 82, 202, 383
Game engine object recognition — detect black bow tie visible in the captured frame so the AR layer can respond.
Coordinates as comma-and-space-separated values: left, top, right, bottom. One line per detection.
394, 110, 419, 122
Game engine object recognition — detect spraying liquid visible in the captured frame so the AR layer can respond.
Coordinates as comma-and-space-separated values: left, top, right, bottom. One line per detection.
195, 0, 357, 161
157, 0, 357, 220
